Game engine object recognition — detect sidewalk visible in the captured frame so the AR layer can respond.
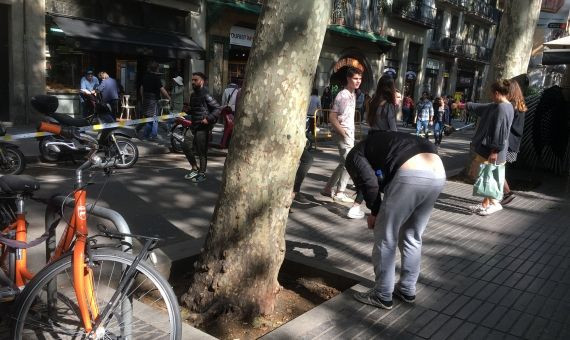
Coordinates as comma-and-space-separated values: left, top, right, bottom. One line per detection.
265, 143, 570, 338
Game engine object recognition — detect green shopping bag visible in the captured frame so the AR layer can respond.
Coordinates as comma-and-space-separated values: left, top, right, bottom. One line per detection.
472, 163, 505, 200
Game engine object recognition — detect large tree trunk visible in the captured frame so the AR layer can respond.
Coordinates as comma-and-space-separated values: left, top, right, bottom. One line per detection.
481, 0, 542, 99
182, 0, 331, 319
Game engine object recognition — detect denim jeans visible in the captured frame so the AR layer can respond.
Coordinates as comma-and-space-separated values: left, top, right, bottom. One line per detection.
416, 120, 429, 138
433, 121, 443, 144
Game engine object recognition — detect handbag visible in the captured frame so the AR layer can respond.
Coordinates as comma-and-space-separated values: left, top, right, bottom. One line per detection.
473, 163, 505, 200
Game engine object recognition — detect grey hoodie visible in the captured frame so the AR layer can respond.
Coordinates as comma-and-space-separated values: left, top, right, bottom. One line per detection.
468, 102, 514, 164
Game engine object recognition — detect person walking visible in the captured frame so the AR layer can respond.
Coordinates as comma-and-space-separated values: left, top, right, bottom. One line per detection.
321, 86, 333, 112
402, 94, 414, 127
306, 88, 321, 148
321, 67, 362, 203
97, 72, 120, 117
432, 96, 450, 146
367, 75, 398, 133
346, 131, 445, 309
461, 79, 514, 216
182, 72, 221, 183
171, 76, 185, 113
140, 62, 170, 141
415, 91, 433, 139
502, 80, 528, 205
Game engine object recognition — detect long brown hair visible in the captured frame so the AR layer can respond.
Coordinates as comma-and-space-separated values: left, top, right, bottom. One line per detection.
490, 79, 511, 96
367, 75, 396, 126
508, 80, 527, 112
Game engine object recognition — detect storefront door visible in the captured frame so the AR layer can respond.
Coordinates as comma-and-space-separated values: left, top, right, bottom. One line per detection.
116, 60, 137, 97
0, 5, 9, 120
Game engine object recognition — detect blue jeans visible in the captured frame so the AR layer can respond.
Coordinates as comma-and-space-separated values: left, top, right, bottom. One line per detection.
433, 121, 443, 144
416, 120, 429, 138
143, 117, 158, 139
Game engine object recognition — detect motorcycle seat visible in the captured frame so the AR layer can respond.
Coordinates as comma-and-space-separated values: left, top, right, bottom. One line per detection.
0, 175, 40, 195
49, 113, 91, 127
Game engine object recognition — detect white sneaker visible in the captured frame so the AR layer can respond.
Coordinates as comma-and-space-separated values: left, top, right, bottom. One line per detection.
347, 205, 365, 219
478, 203, 503, 216
333, 192, 355, 203
470, 203, 486, 213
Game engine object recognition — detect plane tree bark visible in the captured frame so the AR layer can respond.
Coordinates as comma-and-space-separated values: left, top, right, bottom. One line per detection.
481, 0, 542, 98
182, 0, 331, 321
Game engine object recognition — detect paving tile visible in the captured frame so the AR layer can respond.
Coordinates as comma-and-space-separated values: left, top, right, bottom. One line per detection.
502, 272, 524, 288
430, 317, 463, 340
467, 326, 491, 339
498, 289, 522, 308
450, 321, 476, 339
418, 313, 450, 338
494, 309, 521, 333
463, 301, 493, 323
511, 291, 536, 311
442, 294, 471, 316
404, 309, 438, 334
523, 316, 548, 339
509, 312, 537, 337
540, 320, 563, 340
481, 305, 508, 328
464, 280, 487, 297
487, 284, 510, 302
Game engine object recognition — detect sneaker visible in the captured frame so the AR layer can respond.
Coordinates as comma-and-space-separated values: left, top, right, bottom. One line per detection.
393, 287, 415, 303
184, 169, 199, 180
347, 205, 365, 219
333, 192, 355, 203
501, 192, 516, 205
293, 193, 311, 205
353, 289, 393, 310
469, 203, 486, 213
191, 173, 206, 183
478, 202, 503, 216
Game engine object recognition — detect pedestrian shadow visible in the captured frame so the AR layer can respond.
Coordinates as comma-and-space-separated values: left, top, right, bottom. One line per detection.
434, 193, 479, 215
286, 240, 328, 260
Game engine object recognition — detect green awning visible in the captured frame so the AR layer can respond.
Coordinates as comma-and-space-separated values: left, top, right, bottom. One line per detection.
207, 0, 262, 15
327, 25, 394, 47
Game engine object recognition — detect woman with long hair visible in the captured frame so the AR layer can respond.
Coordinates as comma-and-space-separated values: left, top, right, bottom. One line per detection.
502, 80, 528, 205
367, 75, 397, 133
461, 79, 514, 216
432, 96, 450, 146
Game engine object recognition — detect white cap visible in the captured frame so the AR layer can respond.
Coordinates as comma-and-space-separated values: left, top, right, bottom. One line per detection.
173, 76, 183, 86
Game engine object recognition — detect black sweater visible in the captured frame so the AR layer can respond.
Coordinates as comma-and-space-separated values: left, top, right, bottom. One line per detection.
508, 110, 525, 153
346, 131, 437, 215
187, 87, 221, 126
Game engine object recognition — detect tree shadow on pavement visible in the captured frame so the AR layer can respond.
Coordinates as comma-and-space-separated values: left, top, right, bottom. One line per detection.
434, 193, 480, 215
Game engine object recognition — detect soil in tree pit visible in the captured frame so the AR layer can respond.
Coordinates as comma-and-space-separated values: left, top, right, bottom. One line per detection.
171, 259, 356, 339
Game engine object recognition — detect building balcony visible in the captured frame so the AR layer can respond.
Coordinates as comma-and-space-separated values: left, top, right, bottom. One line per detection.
465, 1, 501, 25
429, 34, 492, 62
435, 0, 468, 10
391, 1, 437, 29
330, 0, 384, 33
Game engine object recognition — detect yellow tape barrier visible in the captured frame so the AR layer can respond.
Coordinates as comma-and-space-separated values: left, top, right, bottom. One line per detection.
0, 113, 186, 141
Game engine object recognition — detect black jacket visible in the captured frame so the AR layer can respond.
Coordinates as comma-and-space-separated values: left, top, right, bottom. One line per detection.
346, 131, 437, 215
508, 110, 525, 153
187, 87, 221, 126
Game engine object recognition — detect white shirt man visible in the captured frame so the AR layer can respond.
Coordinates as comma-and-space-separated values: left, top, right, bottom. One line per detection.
221, 82, 240, 112
322, 67, 363, 203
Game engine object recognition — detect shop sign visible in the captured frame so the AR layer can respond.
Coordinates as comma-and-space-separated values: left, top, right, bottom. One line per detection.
230, 26, 256, 47
426, 58, 440, 70
405, 71, 417, 80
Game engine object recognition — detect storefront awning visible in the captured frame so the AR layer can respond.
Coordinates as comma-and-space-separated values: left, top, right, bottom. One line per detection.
51, 15, 205, 59
542, 36, 570, 65
327, 25, 395, 49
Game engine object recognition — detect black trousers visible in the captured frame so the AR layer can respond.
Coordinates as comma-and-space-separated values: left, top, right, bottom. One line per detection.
182, 127, 209, 173
293, 148, 313, 193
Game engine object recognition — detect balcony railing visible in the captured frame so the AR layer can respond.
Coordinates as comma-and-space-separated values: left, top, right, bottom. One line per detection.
429, 34, 492, 62
330, 0, 384, 33
436, 0, 468, 9
391, 0, 437, 29
466, 1, 501, 24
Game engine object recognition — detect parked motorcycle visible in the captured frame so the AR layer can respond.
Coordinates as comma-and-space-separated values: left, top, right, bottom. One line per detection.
32, 94, 139, 169
0, 123, 25, 175
169, 116, 192, 153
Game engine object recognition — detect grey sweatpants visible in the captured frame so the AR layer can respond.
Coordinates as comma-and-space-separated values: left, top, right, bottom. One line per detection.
372, 169, 445, 301
326, 135, 353, 193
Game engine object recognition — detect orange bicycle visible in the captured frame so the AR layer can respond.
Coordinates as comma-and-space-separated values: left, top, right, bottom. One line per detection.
2, 123, 181, 339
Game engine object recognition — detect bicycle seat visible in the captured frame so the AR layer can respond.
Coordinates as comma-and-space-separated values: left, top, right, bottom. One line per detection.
0, 175, 40, 195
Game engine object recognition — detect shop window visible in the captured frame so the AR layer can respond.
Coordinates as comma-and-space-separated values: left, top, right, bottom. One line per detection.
229, 46, 249, 83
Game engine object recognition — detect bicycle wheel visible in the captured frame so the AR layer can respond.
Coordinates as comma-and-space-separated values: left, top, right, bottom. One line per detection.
11, 249, 181, 340
109, 137, 139, 169
0, 146, 26, 175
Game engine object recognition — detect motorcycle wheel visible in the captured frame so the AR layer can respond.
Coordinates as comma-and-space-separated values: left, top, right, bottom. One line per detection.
38, 136, 60, 162
170, 125, 185, 153
0, 146, 26, 175
109, 137, 139, 169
